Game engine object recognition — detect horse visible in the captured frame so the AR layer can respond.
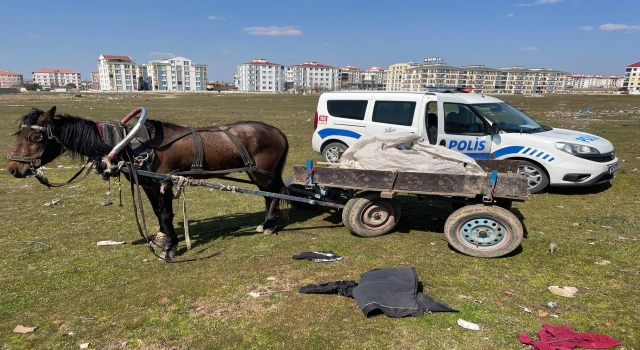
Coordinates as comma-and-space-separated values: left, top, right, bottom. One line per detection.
7, 106, 290, 259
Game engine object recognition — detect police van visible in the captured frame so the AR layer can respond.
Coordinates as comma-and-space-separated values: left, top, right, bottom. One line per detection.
311, 88, 618, 193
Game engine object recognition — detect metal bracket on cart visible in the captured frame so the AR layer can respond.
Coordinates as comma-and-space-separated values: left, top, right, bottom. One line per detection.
483, 170, 499, 203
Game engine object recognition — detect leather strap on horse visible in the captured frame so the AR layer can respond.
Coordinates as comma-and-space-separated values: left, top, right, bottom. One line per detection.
173, 176, 191, 250
155, 126, 275, 178
189, 127, 204, 171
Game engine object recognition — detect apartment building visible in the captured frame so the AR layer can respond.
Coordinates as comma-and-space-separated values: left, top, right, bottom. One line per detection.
566, 74, 624, 89
405, 64, 463, 91
286, 62, 340, 93
136, 56, 207, 92
398, 62, 568, 94
459, 65, 500, 92
90, 70, 100, 90
385, 62, 421, 91
236, 59, 285, 92
32, 68, 81, 88
361, 66, 387, 90
623, 61, 640, 94
0, 70, 23, 88
97, 54, 136, 92
339, 65, 362, 90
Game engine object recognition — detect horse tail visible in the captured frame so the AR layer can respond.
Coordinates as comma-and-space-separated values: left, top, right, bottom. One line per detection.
274, 130, 290, 221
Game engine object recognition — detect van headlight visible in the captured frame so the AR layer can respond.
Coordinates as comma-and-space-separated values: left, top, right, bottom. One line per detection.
555, 142, 600, 155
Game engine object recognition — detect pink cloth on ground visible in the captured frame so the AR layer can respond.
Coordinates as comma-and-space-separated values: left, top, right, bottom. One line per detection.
518, 324, 621, 350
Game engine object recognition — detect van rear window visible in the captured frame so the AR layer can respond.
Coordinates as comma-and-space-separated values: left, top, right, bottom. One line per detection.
327, 100, 368, 120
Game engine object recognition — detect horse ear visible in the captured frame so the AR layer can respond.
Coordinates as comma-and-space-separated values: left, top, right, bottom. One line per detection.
38, 106, 57, 124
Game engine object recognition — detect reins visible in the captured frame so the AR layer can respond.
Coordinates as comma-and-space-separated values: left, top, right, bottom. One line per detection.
33, 159, 95, 188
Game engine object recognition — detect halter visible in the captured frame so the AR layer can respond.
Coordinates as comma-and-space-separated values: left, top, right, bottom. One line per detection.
7, 123, 57, 168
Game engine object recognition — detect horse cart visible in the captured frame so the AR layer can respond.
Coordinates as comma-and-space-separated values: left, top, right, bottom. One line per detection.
8, 106, 530, 260
286, 160, 530, 258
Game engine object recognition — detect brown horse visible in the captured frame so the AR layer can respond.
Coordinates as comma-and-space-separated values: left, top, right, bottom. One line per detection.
7, 106, 289, 259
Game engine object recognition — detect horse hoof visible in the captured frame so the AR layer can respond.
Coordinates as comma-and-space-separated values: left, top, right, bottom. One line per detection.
256, 224, 264, 233
263, 228, 274, 235
149, 232, 167, 248
159, 246, 178, 261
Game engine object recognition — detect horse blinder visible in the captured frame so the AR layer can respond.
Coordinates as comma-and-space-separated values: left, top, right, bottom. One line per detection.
7, 124, 55, 167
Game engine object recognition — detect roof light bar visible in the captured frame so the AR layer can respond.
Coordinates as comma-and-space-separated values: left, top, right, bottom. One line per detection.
424, 86, 473, 93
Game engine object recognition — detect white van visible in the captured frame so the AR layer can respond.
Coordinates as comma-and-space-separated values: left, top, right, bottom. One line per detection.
311, 89, 618, 193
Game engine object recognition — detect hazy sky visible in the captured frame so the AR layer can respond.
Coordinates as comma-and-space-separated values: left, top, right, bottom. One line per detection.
1, 0, 638, 81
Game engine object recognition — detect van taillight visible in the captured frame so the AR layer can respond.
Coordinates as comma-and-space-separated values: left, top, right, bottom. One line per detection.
313, 111, 318, 130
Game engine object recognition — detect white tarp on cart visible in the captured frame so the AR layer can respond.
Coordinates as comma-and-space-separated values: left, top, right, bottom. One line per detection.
339, 133, 486, 176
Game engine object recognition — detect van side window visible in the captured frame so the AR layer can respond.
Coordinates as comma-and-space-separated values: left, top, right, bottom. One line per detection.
327, 100, 368, 120
444, 103, 486, 135
372, 101, 415, 126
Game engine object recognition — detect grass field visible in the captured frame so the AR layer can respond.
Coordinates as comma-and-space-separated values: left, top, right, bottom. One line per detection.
1, 92, 639, 349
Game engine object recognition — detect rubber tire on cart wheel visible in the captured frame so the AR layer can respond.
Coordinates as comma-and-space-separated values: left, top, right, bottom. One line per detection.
444, 204, 523, 258
322, 142, 348, 163
518, 160, 549, 194
342, 193, 401, 237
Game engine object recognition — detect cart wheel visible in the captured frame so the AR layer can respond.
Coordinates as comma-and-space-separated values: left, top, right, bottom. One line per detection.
342, 192, 401, 237
444, 204, 523, 258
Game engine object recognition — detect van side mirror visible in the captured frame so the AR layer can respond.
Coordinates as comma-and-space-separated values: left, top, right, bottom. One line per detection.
490, 123, 500, 136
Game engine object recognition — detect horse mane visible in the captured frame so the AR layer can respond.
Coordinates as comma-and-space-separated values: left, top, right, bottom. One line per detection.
52, 114, 113, 158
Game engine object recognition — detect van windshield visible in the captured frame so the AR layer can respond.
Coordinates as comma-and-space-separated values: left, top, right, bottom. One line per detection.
470, 102, 544, 133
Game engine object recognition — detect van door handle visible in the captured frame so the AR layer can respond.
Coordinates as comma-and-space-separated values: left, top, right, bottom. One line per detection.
439, 140, 446, 146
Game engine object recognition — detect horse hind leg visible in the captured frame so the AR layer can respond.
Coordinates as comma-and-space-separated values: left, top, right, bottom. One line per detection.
256, 196, 279, 235
256, 178, 289, 235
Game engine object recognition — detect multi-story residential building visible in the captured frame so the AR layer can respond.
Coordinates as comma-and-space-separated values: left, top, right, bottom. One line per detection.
399, 61, 567, 94
361, 66, 387, 90
623, 61, 640, 94
0, 70, 24, 88
90, 70, 100, 90
286, 62, 340, 93
97, 54, 136, 92
386, 62, 421, 91
32, 68, 81, 88
405, 64, 462, 91
340, 65, 362, 90
566, 74, 624, 89
236, 59, 285, 93
136, 56, 206, 92
458, 65, 500, 92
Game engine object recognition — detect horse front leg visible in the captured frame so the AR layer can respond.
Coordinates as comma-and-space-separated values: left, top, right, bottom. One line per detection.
142, 183, 178, 260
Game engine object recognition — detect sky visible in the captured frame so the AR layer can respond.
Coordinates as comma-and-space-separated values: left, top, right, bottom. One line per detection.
1, 0, 638, 82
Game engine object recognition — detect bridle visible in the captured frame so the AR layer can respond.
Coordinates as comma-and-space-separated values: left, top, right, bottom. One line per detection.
8, 123, 94, 188
7, 123, 57, 168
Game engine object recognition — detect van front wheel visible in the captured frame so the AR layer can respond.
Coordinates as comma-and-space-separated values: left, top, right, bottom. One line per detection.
322, 142, 348, 163
518, 160, 549, 193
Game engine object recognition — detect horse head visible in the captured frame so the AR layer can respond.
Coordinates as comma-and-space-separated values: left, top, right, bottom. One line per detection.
7, 106, 65, 178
